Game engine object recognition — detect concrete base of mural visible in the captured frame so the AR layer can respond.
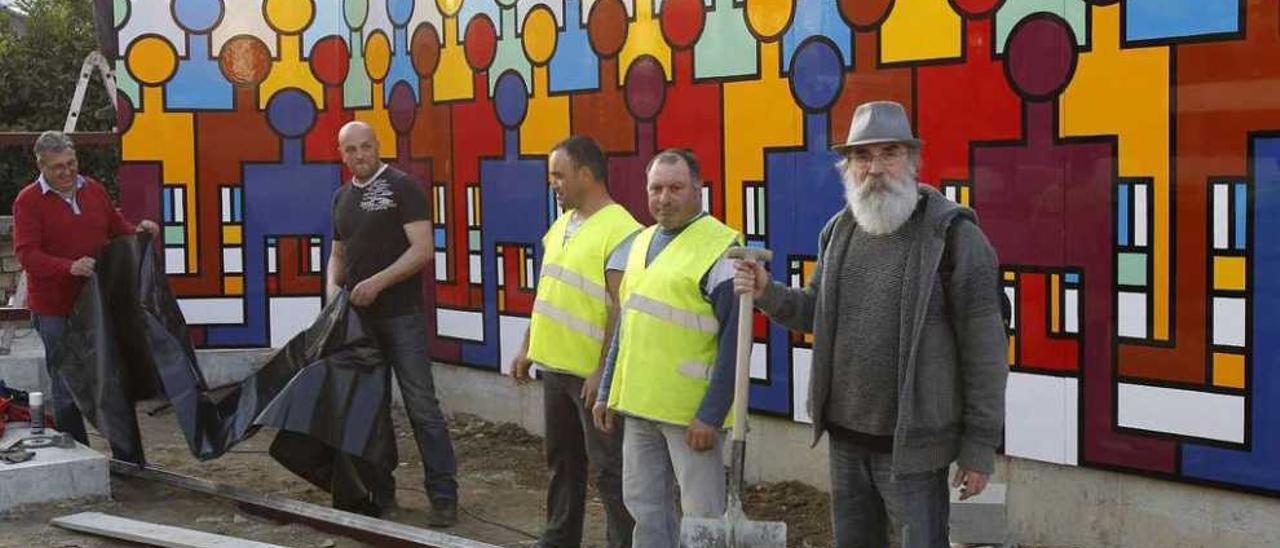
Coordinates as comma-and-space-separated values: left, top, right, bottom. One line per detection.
949, 477, 1008, 545
0, 424, 111, 514
0, 330, 49, 394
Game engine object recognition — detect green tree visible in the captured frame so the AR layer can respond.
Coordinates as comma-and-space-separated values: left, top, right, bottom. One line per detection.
0, 0, 119, 214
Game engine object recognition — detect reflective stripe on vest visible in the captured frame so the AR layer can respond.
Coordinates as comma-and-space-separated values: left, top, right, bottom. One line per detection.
527, 204, 641, 377
608, 215, 741, 426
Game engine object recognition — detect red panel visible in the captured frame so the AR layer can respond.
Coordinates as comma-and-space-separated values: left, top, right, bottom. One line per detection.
1016, 272, 1078, 371
657, 50, 725, 218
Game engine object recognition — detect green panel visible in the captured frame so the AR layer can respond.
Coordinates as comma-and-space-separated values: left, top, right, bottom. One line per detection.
468, 230, 481, 250
343, 32, 373, 109
995, 0, 1089, 54
164, 226, 185, 245
485, 6, 533, 94
1117, 252, 1147, 286
694, 2, 758, 79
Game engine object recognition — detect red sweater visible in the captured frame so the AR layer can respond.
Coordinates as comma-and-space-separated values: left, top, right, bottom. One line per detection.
13, 177, 136, 316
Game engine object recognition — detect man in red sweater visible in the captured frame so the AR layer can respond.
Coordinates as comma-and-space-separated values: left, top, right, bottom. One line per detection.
12, 131, 158, 453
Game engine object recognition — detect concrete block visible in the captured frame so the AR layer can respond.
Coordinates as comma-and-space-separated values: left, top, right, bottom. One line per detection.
0, 330, 49, 394
949, 481, 1007, 544
0, 424, 111, 514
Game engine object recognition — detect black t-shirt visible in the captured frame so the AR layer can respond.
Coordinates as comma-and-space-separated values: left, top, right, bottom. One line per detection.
331, 165, 430, 318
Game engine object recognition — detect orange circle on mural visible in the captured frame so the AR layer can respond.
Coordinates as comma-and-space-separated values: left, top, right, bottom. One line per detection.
127, 35, 179, 85
436, 0, 462, 18
745, 0, 793, 40
220, 35, 273, 87
364, 30, 392, 81
522, 6, 557, 66
264, 0, 314, 34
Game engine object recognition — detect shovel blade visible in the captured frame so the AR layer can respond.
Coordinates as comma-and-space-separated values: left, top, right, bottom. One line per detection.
680, 517, 787, 548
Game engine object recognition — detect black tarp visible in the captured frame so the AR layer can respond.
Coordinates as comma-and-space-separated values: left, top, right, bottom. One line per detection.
52, 234, 397, 512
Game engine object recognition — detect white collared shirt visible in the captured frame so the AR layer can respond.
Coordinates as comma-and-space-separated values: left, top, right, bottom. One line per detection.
38, 174, 86, 215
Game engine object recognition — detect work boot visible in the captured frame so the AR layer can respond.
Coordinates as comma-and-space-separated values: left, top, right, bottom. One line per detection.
427, 498, 458, 527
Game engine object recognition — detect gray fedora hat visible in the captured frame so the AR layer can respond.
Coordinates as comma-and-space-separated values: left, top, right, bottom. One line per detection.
832, 100, 922, 151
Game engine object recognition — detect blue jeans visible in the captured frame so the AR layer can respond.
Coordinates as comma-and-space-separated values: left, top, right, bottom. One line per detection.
829, 433, 950, 548
366, 312, 458, 503
31, 314, 89, 445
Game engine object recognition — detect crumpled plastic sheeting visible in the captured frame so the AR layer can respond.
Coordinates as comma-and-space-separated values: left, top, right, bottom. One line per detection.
53, 234, 397, 511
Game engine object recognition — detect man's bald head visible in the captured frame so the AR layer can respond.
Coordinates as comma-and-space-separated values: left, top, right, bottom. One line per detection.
338, 121, 382, 181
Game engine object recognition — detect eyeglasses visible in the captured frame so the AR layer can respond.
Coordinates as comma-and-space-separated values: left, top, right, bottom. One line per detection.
847, 147, 906, 167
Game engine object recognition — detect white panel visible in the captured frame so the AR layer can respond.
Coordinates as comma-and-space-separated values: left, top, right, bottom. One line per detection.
210, 0, 279, 57
1213, 184, 1230, 250
1117, 292, 1147, 338
1004, 373, 1078, 465
407, 0, 444, 44
744, 189, 756, 235
177, 298, 244, 324
749, 342, 767, 380
173, 188, 184, 222
1004, 286, 1016, 330
945, 186, 958, 202
496, 255, 506, 285
165, 248, 186, 274
791, 348, 813, 424
269, 297, 322, 348
517, 0, 565, 29
1064, 289, 1079, 334
310, 245, 322, 272
222, 248, 243, 274
435, 252, 448, 281
221, 188, 231, 222
525, 256, 536, 286
1213, 297, 1247, 347
1118, 383, 1245, 443
267, 246, 278, 273
1133, 184, 1148, 247
437, 308, 485, 341
499, 315, 532, 375
469, 254, 483, 284
362, 0, 394, 41
117, 0, 188, 56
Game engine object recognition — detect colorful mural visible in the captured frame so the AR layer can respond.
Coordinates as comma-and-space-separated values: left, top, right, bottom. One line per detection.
108, 0, 1280, 497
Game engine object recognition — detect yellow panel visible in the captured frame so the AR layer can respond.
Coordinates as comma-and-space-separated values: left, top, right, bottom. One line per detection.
264, 0, 313, 34
224, 275, 244, 296
880, 0, 962, 64
123, 86, 197, 272
354, 82, 397, 157
745, 0, 793, 40
434, 18, 475, 101
1050, 274, 1060, 333
364, 31, 392, 81
126, 36, 178, 86
1060, 4, 1171, 339
1007, 335, 1017, 366
259, 35, 325, 109
617, 0, 671, 85
222, 225, 243, 245
960, 186, 971, 207
1213, 256, 1246, 291
522, 7, 557, 66
723, 42, 803, 231
1212, 352, 1246, 389
520, 67, 569, 154
1003, 270, 1016, 282
436, 0, 462, 17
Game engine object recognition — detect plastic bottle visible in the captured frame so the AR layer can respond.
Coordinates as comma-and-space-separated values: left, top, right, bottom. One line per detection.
29, 391, 44, 434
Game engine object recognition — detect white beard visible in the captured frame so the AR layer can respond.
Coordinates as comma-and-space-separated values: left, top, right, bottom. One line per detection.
844, 170, 919, 235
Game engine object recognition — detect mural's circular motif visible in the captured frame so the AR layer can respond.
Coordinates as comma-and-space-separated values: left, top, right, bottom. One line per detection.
387, 0, 414, 27
364, 30, 393, 82
661, 0, 704, 51
587, 0, 627, 59
436, 0, 463, 18
264, 0, 315, 35
115, 94, 135, 134
839, 0, 892, 30
790, 39, 843, 112
411, 23, 442, 78
1005, 14, 1077, 102
745, 0, 793, 40
266, 88, 318, 138
172, 0, 223, 34
624, 56, 665, 122
950, 0, 1003, 18
310, 35, 351, 86
344, 0, 369, 29
522, 6, 558, 66
388, 81, 418, 134
494, 71, 529, 129
465, 15, 498, 72
127, 35, 179, 86
114, 0, 129, 29
219, 35, 273, 87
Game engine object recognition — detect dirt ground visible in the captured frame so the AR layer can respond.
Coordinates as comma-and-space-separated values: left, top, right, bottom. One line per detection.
1, 404, 834, 547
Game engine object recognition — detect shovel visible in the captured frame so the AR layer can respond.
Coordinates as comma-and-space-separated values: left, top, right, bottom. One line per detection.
681, 247, 787, 548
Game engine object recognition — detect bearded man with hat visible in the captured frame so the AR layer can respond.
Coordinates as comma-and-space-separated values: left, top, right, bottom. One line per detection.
734, 101, 1009, 547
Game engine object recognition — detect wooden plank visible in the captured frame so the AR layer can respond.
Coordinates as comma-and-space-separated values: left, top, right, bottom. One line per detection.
110, 460, 500, 548
51, 511, 287, 548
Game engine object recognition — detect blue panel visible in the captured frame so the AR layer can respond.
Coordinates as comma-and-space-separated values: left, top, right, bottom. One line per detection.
434, 227, 447, 248
781, 0, 853, 71
384, 27, 421, 102
302, 1, 345, 53
233, 187, 242, 222
1181, 137, 1280, 491
754, 112, 846, 415
1125, 0, 1240, 41
1064, 272, 1080, 284
1117, 183, 1130, 246
206, 139, 341, 346
166, 36, 233, 110
548, 0, 599, 93
163, 188, 174, 222
1235, 183, 1248, 250
458, 0, 501, 34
